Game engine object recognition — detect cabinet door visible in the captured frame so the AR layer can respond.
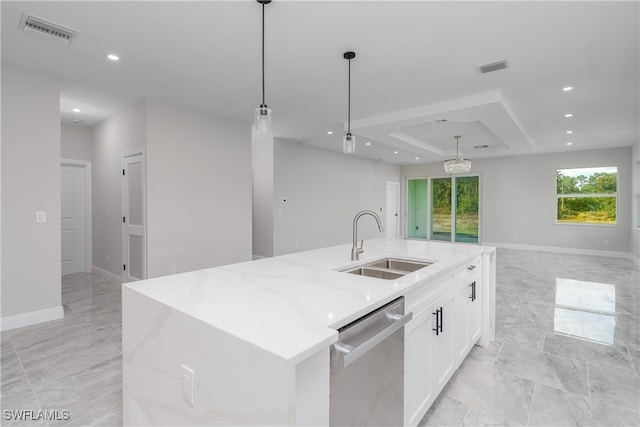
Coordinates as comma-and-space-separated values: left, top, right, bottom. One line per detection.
469, 279, 482, 343
404, 307, 433, 426
431, 290, 455, 393
454, 283, 471, 363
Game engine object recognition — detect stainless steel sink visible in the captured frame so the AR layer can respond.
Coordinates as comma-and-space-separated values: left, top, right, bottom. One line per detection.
365, 258, 432, 273
344, 266, 406, 280
341, 258, 432, 280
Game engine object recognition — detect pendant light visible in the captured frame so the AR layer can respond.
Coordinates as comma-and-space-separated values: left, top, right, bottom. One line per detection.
254, 0, 272, 134
343, 51, 356, 154
444, 135, 471, 173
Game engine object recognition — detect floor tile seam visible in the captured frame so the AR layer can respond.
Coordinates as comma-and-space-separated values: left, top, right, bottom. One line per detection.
626, 347, 640, 377
457, 402, 472, 427
99, 332, 123, 355
11, 340, 49, 427
488, 341, 504, 368
524, 382, 537, 426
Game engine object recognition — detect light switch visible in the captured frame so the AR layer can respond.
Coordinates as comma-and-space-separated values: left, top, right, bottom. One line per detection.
36, 211, 47, 223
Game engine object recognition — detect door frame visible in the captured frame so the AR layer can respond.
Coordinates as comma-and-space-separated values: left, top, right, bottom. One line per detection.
404, 174, 482, 244
61, 159, 92, 273
121, 147, 147, 282
386, 181, 401, 238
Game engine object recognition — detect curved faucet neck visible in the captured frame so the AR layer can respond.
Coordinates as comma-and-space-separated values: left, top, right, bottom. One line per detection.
351, 210, 384, 261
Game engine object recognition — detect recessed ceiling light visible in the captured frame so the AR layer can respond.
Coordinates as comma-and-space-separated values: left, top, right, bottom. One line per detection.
564, 113, 573, 118
72, 108, 81, 113
562, 86, 573, 92
365, 142, 371, 146
566, 130, 573, 134
415, 157, 420, 160
107, 54, 119, 61
393, 151, 399, 154
327, 131, 333, 135
566, 142, 573, 146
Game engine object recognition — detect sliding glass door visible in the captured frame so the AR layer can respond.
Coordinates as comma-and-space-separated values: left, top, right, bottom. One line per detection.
430, 178, 452, 241
454, 176, 479, 243
407, 178, 427, 239
407, 175, 479, 244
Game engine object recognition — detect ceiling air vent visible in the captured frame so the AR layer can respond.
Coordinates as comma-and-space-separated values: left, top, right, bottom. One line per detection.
477, 59, 509, 74
19, 13, 79, 45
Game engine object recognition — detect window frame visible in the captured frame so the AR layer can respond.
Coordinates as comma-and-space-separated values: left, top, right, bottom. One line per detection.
555, 166, 619, 226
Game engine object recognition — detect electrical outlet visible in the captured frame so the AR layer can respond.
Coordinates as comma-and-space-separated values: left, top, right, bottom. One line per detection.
36, 211, 47, 223
170, 266, 177, 275
604, 239, 609, 247
182, 365, 194, 406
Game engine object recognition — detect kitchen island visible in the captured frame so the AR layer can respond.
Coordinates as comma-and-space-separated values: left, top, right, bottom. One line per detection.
123, 238, 496, 426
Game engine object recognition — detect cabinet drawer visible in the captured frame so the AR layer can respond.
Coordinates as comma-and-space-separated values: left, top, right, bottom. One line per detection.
455, 256, 480, 281
404, 273, 452, 314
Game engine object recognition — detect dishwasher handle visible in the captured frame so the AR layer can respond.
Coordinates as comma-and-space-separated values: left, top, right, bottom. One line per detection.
334, 311, 413, 368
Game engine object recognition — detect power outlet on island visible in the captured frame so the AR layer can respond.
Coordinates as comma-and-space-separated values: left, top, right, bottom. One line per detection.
182, 365, 194, 406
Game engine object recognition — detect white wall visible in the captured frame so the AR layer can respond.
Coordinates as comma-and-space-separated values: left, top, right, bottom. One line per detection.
631, 141, 640, 261
145, 101, 252, 277
92, 102, 147, 278
1, 63, 62, 324
273, 139, 401, 256
61, 123, 92, 161
252, 133, 274, 258
402, 147, 633, 254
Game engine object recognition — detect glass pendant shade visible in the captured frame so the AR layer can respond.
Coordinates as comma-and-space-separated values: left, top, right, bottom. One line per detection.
343, 133, 356, 154
253, 105, 272, 134
444, 158, 471, 174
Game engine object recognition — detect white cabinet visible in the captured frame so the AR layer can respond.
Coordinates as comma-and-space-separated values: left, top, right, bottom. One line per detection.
403, 257, 484, 426
430, 289, 456, 394
404, 307, 432, 426
454, 278, 481, 363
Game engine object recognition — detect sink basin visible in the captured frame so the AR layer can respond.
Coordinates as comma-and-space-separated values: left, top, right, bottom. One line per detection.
365, 258, 432, 273
343, 266, 406, 280
340, 257, 432, 280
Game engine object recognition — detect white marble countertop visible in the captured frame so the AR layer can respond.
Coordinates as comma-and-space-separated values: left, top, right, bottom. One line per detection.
124, 238, 494, 364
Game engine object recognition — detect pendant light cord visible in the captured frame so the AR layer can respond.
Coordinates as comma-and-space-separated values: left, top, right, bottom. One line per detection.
347, 58, 351, 134
262, 2, 266, 106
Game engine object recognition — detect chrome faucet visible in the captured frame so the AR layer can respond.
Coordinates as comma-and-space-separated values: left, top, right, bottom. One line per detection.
351, 210, 384, 261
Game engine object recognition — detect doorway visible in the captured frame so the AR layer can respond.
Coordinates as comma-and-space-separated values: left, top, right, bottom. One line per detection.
61, 160, 92, 275
122, 150, 146, 282
386, 181, 400, 238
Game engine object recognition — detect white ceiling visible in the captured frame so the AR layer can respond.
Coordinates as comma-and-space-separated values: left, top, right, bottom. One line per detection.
2, 1, 638, 165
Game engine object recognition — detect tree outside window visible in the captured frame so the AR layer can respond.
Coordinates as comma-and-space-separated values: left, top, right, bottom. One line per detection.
556, 167, 617, 225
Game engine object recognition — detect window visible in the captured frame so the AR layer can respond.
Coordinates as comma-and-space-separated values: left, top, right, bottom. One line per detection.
556, 167, 617, 225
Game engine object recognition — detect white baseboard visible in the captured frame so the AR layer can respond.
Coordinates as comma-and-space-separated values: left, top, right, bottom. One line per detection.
91, 265, 123, 284
483, 241, 633, 260
0, 306, 64, 332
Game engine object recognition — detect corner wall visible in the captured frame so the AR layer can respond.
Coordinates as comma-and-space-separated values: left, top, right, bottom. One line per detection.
145, 101, 252, 277
1, 63, 62, 327
91, 102, 147, 279
401, 147, 633, 255
272, 140, 401, 256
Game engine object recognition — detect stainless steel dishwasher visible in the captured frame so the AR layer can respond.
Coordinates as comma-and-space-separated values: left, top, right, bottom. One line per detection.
330, 297, 412, 426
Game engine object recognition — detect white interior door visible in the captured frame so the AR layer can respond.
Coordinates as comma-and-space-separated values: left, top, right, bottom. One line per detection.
386, 181, 400, 238
61, 164, 86, 275
122, 152, 146, 282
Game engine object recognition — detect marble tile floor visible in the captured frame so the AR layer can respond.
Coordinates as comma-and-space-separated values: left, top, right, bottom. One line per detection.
1, 249, 638, 427
421, 249, 640, 427
1, 273, 122, 426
